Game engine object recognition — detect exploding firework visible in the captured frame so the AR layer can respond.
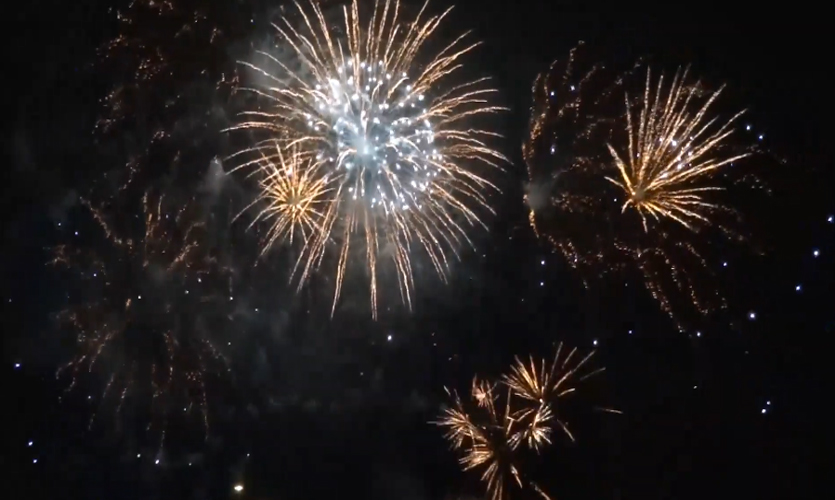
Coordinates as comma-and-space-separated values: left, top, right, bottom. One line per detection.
229, 0, 506, 318
232, 143, 336, 288
437, 379, 550, 500
436, 344, 616, 500
523, 44, 764, 329
504, 343, 621, 448
50, 188, 233, 448
606, 69, 750, 231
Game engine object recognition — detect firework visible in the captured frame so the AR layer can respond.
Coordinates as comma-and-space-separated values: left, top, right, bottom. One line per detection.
523, 44, 762, 329
233, 143, 336, 285
504, 343, 620, 447
436, 344, 617, 500
436, 379, 547, 500
51, 188, 232, 447
606, 69, 750, 231
229, 0, 506, 318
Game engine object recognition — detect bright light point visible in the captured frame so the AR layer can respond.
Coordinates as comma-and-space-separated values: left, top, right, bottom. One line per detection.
828, 215, 833, 223
746, 124, 751, 130
628, 329, 633, 335
813, 249, 820, 257
137, 454, 141, 458
234, 485, 244, 493
795, 284, 802, 292
748, 311, 757, 320
696, 331, 701, 337
766, 400, 771, 405
540, 281, 544, 286
758, 134, 763, 140
74, 231, 78, 236
14, 363, 20, 369
761, 408, 767, 414
387, 334, 392, 341
592, 339, 598, 346
155, 459, 159, 465
137, 295, 142, 300
28, 441, 33, 447
33, 459, 37, 464
722, 261, 728, 267
541, 260, 545, 265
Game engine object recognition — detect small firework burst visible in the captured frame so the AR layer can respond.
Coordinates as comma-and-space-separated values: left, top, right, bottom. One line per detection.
606, 68, 750, 232
524, 44, 765, 329
504, 343, 621, 447
436, 379, 532, 500
232, 143, 336, 288
436, 343, 616, 500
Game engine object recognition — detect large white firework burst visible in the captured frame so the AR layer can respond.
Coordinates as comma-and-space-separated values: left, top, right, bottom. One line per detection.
229, 0, 506, 318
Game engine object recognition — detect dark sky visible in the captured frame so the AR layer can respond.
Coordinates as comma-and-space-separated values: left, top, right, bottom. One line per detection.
3, 1, 831, 499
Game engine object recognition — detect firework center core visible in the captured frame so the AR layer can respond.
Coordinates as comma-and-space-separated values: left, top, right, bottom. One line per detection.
310, 58, 445, 213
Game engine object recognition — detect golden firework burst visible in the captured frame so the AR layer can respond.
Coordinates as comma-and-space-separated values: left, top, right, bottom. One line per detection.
606, 68, 750, 232
436, 343, 618, 500
523, 45, 763, 329
504, 343, 621, 447
436, 379, 537, 500
232, 143, 336, 286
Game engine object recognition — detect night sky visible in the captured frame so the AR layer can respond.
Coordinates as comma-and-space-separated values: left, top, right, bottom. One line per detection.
3, 1, 831, 499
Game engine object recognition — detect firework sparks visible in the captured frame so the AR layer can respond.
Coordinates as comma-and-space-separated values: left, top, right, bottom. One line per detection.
436, 344, 617, 500
228, 0, 506, 318
606, 68, 750, 232
436, 379, 534, 500
523, 44, 762, 329
233, 143, 336, 287
51, 189, 232, 447
504, 343, 620, 447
